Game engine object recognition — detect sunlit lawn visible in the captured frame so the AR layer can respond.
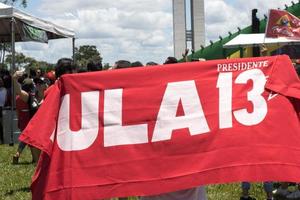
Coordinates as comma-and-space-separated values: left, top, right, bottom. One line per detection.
0, 144, 271, 200
0, 144, 34, 200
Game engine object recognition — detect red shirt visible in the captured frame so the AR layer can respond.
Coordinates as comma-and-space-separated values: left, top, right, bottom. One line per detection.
16, 95, 30, 131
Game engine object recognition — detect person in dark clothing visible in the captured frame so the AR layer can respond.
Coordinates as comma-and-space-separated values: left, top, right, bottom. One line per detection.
131, 61, 143, 67
55, 58, 76, 78
114, 60, 131, 69
163, 56, 178, 65
87, 61, 102, 72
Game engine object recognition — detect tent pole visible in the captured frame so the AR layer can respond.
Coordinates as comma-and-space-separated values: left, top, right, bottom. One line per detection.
10, 17, 16, 146
72, 37, 75, 64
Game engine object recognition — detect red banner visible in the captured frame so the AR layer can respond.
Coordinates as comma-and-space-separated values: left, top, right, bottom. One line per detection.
20, 55, 300, 200
265, 9, 300, 39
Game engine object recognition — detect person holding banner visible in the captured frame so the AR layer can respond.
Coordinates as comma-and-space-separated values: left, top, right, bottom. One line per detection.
138, 58, 208, 200
273, 65, 300, 200
239, 43, 274, 200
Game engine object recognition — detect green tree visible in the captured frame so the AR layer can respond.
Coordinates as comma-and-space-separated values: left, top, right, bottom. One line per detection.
5, 52, 52, 72
27, 60, 54, 72
5, 52, 28, 68
74, 45, 102, 68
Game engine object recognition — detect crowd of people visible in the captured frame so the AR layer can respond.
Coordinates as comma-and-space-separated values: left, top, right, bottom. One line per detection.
0, 48, 299, 200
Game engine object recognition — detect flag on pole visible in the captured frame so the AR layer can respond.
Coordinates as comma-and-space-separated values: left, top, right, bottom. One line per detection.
265, 9, 300, 39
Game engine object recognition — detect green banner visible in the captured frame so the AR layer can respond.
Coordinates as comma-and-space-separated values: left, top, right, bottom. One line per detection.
22, 23, 48, 43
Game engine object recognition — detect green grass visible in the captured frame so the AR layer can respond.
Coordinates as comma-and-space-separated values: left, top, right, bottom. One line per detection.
0, 144, 270, 200
0, 144, 35, 200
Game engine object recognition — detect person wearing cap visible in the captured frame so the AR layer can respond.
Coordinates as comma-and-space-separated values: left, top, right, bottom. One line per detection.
45, 71, 56, 85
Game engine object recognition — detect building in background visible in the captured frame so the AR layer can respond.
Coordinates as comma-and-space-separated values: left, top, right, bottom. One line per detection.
172, 0, 205, 59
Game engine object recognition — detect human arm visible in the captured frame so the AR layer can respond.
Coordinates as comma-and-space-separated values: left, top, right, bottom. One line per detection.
182, 48, 189, 62
12, 71, 29, 103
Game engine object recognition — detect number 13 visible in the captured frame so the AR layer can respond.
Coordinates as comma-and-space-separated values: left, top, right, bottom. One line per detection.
217, 69, 268, 128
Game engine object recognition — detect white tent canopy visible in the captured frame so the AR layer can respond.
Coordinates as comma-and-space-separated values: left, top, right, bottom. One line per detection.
0, 2, 75, 42
223, 33, 300, 49
0, 2, 75, 145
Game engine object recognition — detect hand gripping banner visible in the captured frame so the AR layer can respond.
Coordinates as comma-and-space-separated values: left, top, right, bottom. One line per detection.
20, 55, 300, 200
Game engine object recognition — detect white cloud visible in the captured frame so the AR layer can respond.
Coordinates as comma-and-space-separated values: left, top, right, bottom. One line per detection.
39, 0, 171, 15
34, 0, 173, 65
16, 39, 74, 64
19, 0, 296, 65
205, 0, 249, 41
232, 0, 293, 17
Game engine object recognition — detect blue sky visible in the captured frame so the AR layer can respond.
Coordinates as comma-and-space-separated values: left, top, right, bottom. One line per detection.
12, 0, 294, 65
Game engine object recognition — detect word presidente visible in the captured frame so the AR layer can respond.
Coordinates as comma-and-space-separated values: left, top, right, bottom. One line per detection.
217, 60, 269, 72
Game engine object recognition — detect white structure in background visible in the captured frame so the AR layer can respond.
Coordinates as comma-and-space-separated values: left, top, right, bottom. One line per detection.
172, 0, 205, 59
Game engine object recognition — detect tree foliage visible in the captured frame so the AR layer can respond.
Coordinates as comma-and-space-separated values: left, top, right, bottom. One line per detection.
74, 45, 102, 68
5, 52, 53, 71
5, 52, 27, 68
